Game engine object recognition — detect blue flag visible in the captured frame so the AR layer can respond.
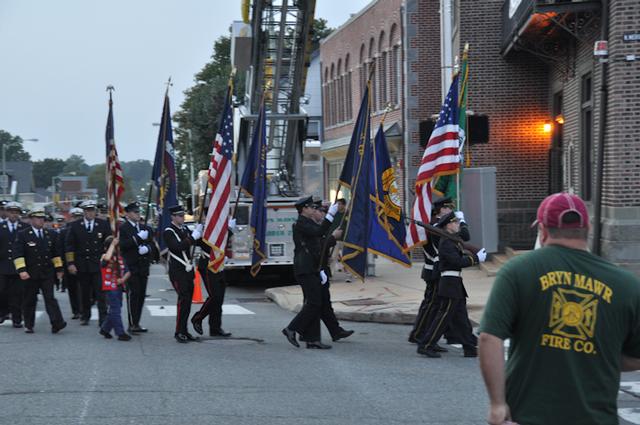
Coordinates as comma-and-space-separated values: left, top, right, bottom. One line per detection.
152, 93, 178, 252
340, 86, 371, 281
239, 101, 267, 277
338, 85, 370, 189
368, 124, 411, 267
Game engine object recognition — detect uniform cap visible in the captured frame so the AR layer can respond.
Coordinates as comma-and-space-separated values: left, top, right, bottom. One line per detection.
29, 209, 46, 218
295, 196, 314, 212
80, 200, 97, 210
70, 207, 84, 216
124, 201, 141, 213
5, 201, 22, 211
433, 196, 455, 213
169, 205, 185, 215
532, 192, 589, 229
435, 211, 458, 228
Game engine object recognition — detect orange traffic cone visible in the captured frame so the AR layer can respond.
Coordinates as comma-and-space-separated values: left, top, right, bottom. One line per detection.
192, 269, 204, 304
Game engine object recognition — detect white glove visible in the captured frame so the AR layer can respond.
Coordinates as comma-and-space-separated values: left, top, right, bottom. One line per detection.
327, 203, 339, 217
455, 211, 465, 223
228, 218, 236, 230
476, 248, 487, 263
191, 229, 202, 240
195, 223, 204, 233
320, 270, 328, 285
138, 245, 150, 255
137, 229, 149, 240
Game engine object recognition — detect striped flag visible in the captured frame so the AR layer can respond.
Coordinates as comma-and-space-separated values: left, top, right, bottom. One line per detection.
105, 90, 125, 234
406, 74, 460, 249
203, 82, 234, 272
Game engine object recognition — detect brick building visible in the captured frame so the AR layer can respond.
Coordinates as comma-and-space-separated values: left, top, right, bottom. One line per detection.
321, 0, 640, 270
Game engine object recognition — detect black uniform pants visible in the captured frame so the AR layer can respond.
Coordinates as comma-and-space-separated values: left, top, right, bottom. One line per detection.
77, 272, 107, 324
288, 273, 323, 342
417, 296, 475, 349
0, 274, 23, 324
300, 280, 343, 341
63, 273, 80, 315
23, 277, 64, 329
410, 280, 437, 340
170, 273, 194, 335
194, 262, 226, 331
128, 272, 149, 326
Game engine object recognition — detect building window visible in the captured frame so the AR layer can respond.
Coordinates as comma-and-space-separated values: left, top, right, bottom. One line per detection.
380, 51, 388, 110
393, 45, 401, 105
347, 71, 352, 120
581, 73, 593, 201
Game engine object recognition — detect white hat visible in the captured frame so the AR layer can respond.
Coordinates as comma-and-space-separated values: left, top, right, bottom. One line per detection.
80, 200, 97, 209
5, 201, 22, 211
70, 207, 84, 216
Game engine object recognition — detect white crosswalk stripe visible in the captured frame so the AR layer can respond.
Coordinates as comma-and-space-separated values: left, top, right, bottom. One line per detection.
619, 407, 640, 424
0, 311, 43, 325
146, 304, 255, 317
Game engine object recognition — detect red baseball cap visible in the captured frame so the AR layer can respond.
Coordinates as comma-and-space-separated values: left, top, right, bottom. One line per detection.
532, 192, 589, 229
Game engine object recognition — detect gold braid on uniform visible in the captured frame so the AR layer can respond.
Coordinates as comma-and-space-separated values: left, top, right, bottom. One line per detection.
52, 257, 63, 268
14, 257, 26, 271
65, 252, 75, 263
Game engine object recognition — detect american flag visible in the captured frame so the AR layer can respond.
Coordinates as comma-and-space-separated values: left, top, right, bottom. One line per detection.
406, 74, 460, 248
203, 84, 234, 272
105, 91, 125, 234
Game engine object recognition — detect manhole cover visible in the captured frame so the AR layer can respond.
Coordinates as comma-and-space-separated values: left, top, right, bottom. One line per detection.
341, 298, 386, 306
233, 297, 272, 303
200, 337, 264, 345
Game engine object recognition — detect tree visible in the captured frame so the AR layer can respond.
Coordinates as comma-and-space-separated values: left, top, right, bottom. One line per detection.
311, 18, 334, 51
32, 158, 66, 188
173, 35, 241, 202
0, 130, 32, 161
63, 154, 90, 175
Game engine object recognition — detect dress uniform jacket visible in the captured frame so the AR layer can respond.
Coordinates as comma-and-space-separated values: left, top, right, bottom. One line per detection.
292, 215, 331, 276
13, 227, 63, 278
0, 221, 26, 275
119, 219, 154, 275
437, 237, 478, 299
64, 218, 111, 272
163, 223, 195, 280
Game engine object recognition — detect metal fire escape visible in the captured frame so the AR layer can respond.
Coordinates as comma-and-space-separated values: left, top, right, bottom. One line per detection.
241, 0, 316, 196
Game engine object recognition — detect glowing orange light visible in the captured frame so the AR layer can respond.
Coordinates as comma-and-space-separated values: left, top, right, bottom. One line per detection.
543, 122, 552, 133
555, 114, 565, 125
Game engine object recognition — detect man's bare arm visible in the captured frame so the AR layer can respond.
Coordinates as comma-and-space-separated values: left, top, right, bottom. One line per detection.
479, 332, 513, 425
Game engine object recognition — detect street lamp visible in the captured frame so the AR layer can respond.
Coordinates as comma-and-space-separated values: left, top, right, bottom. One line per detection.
2, 138, 38, 196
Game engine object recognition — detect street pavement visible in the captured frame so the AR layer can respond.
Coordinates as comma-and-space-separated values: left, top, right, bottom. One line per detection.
0, 264, 639, 424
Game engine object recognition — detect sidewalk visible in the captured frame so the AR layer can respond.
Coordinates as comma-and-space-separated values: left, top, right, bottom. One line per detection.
265, 257, 496, 325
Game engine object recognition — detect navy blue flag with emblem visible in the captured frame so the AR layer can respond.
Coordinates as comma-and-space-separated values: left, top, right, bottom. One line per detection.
340, 85, 371, 281
368, 124, 411, 267
151, 92, 178, 252
239, 101, 267, 277
338, 85, 370, 189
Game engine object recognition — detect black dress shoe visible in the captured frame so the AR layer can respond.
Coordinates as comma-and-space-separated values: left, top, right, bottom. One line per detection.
210, 328, 231, 337
191, 317, 203, 335
408, 335, 418, 344
463, 347, 478, 358
129, 325, 148, 333
13, 323, 23, 328
332, 329, 354, 342
117, 333, 132, 341
433, 343, 449, 353
71, 314, 80, 320
99, 329, 113, 339
185, 333, 201, 342
51, 321, 67, 334
80, 319, 89, 326
25, 327, 34, 334
174, 333, 189, 343
417, 345, 441, 358
281, 327, 299, 348
306, 341, 332, 349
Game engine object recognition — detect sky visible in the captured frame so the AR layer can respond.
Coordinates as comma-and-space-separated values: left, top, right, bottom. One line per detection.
0, 0, 370, 165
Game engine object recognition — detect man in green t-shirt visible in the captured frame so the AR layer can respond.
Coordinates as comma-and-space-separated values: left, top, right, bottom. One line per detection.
479, 192, 640, 425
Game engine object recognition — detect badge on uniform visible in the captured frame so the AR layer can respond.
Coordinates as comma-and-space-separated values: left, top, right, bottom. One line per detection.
98, 233, 103, 238
27, 241, 37, 247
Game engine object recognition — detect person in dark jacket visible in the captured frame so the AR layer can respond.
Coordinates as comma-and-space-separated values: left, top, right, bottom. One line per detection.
13, 209, 66, 334
59, 208, 84, 319
119, 201, 155, 333
0, 202, 28, 327
281, 196, 337, 350
65, 200, 112, 326
416, 212, 486, 358
163, 205, 202, 344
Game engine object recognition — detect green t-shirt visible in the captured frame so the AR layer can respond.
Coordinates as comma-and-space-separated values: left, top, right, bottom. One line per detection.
480, 245, 640, 425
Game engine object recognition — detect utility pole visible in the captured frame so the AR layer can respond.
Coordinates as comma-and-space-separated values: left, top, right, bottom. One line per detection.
187, 129, 195, 213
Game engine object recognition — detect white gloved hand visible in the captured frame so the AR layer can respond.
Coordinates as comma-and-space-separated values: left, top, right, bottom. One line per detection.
228, 218, 236, 230
195, 223, 204, 233
455, 211, 465, 223
191, 229, 202, 240
320, 270, 328, 285
138, 245, 150, 255
476, 248, 487, 263
137, 229, 149, 240
327, 203, 339, 217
